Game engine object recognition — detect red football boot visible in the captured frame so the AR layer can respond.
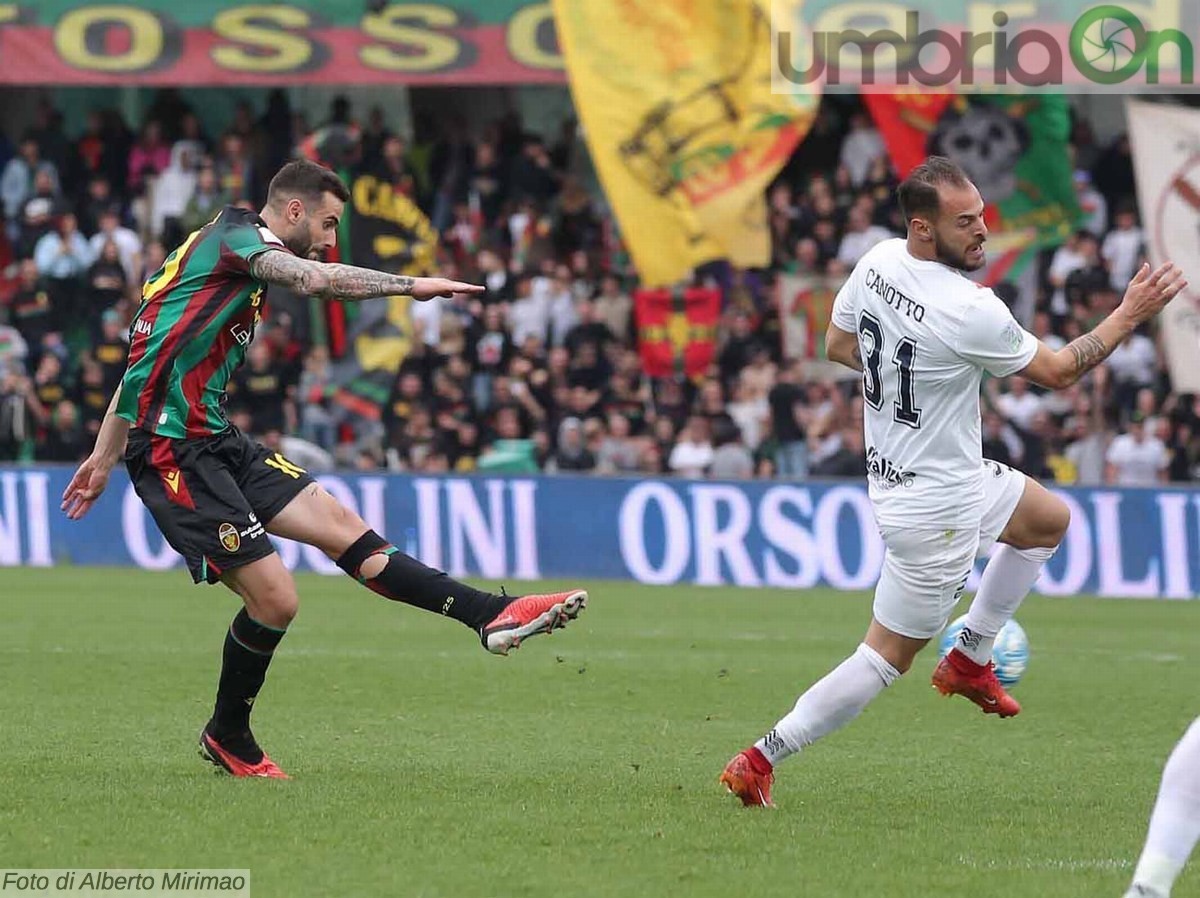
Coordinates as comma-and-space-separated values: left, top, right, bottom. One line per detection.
719, 748, 775, 808
931, 649, 1021, 718
199, 726, 289, 779
481, 589, 588, 655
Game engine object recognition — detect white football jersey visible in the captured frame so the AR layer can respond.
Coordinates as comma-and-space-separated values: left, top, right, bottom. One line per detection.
831, 239, 1038, 529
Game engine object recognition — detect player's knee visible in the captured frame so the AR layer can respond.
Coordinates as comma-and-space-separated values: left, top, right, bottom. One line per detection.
1039, 496, 1070, 547
358, 551, 387, 579
245, 579, 299, 628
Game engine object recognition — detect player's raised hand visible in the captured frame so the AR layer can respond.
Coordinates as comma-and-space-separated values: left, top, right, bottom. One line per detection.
61, 455, 112, 520
1120, 261, 1188, 325
409, 278, 486, 301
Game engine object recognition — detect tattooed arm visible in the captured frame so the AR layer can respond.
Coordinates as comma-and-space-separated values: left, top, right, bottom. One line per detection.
825, 322, 864, 373
249, 250, 484, 301
1020, 261, 1187, 390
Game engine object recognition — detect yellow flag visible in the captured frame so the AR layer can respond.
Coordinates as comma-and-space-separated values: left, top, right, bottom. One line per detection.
553, 0, 817, 286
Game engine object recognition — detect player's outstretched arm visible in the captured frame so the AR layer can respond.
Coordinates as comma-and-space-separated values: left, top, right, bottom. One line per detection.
249, 250, 484, 302
1020, 261, 1187, 390
825, 322, 864, 372
62, 384, 130, 520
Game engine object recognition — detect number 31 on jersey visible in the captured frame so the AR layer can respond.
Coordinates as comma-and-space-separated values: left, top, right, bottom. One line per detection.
859, 312, 922, 429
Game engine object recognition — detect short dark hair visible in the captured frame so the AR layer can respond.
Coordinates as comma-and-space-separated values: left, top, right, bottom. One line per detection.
896, 156, 971, 223
266, 159, 349, 208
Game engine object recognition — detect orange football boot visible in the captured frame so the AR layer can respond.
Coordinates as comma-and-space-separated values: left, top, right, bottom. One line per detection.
481, 589, 588, 655
199, 727, 289, 779
931, 649, 1021, 718
719, 749, 775, 808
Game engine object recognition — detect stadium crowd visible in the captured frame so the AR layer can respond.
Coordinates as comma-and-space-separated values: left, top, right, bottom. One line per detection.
0, 90, 1192, 486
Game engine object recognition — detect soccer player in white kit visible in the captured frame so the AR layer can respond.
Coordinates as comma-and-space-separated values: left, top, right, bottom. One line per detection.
1123, 718, 1200, 897
721, 156, 1186, 808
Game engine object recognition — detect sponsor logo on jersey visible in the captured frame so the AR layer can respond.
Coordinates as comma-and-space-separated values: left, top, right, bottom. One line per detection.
132, 318, 153, 337
239, 517, 266, 542
866, 447, 918, 489
163, 469, 181, 494
219, 522, 241, 553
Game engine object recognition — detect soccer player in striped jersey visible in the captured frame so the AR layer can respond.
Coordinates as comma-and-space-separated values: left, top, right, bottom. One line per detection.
61, 160, 587, 778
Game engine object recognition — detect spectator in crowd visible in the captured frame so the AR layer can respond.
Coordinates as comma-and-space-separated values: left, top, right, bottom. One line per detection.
709, 415, 755, 479
1106, 413, 1169, 486
0, 317, 28, 378
40, 399, 84, 462
669, 416, 714, 478
77, 174, 117, 238
17, 168, 62, 258
838, 112, 886, 187
1102, 204, 1144, 291
1074, 169, 1108, 235
811, 425, 866, 478
1063, 393, 1111, 486
992, 377, 1042, 432
2, 136, 58, 230
595, 412, 640, 474
92, 309, 129, 391
836, 204, 893, 266
127, 120, 171, 196
87, 206, 142, 284
8, 258, 55, 352
298, 346, 336, 450
86, 243, 128, 316
150, 142, 199, 242
180, 164, 227, 235
34, 212, 91, 285
594, 273, 633, 343
548, 416, 595, 472
0, 367, 37, 460
1107, 323, 1159, 413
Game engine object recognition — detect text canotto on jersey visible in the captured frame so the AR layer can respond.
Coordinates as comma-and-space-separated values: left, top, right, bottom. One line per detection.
864, 268, 925, 321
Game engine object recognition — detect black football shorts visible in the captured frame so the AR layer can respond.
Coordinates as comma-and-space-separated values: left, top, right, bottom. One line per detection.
125, 425, 314, 584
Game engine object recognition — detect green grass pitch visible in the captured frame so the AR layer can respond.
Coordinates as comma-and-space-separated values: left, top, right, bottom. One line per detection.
1, 567, 1197, 898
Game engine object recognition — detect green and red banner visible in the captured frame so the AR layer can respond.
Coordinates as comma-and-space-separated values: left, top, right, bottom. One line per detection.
0, 0, 562, 85
866, 94, 1081, 248
634, 287, 720, 379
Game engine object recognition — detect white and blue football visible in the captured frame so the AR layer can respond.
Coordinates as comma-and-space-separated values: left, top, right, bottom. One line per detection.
938, 616, 1029, 687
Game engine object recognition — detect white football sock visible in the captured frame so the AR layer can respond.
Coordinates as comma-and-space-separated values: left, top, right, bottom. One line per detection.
1128, 717, 1200, 898
958, 544, 1055, 665
754, 643, 900, 766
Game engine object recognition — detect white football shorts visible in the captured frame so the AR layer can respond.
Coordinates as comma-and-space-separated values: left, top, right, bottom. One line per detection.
872, 460, 1027, 640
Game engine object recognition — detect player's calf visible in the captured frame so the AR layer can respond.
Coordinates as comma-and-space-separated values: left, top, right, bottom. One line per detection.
336, 530, 509, 629
335, 529, 588, 653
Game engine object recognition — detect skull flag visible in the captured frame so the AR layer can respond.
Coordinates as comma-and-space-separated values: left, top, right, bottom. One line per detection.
865, 94, 1081, 248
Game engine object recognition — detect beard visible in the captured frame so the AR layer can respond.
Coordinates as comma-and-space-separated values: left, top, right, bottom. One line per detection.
934, 232, 986, 272
282, 235, 323, 260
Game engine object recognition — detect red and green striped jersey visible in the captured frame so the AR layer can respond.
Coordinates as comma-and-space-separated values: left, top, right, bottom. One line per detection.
116, 206, 290, 439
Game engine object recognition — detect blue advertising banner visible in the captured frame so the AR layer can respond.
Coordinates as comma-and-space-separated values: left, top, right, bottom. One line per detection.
0, 466, 1196, 599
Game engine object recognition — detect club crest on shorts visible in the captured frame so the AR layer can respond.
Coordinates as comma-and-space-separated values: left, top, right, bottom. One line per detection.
219, 522, 241, 553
